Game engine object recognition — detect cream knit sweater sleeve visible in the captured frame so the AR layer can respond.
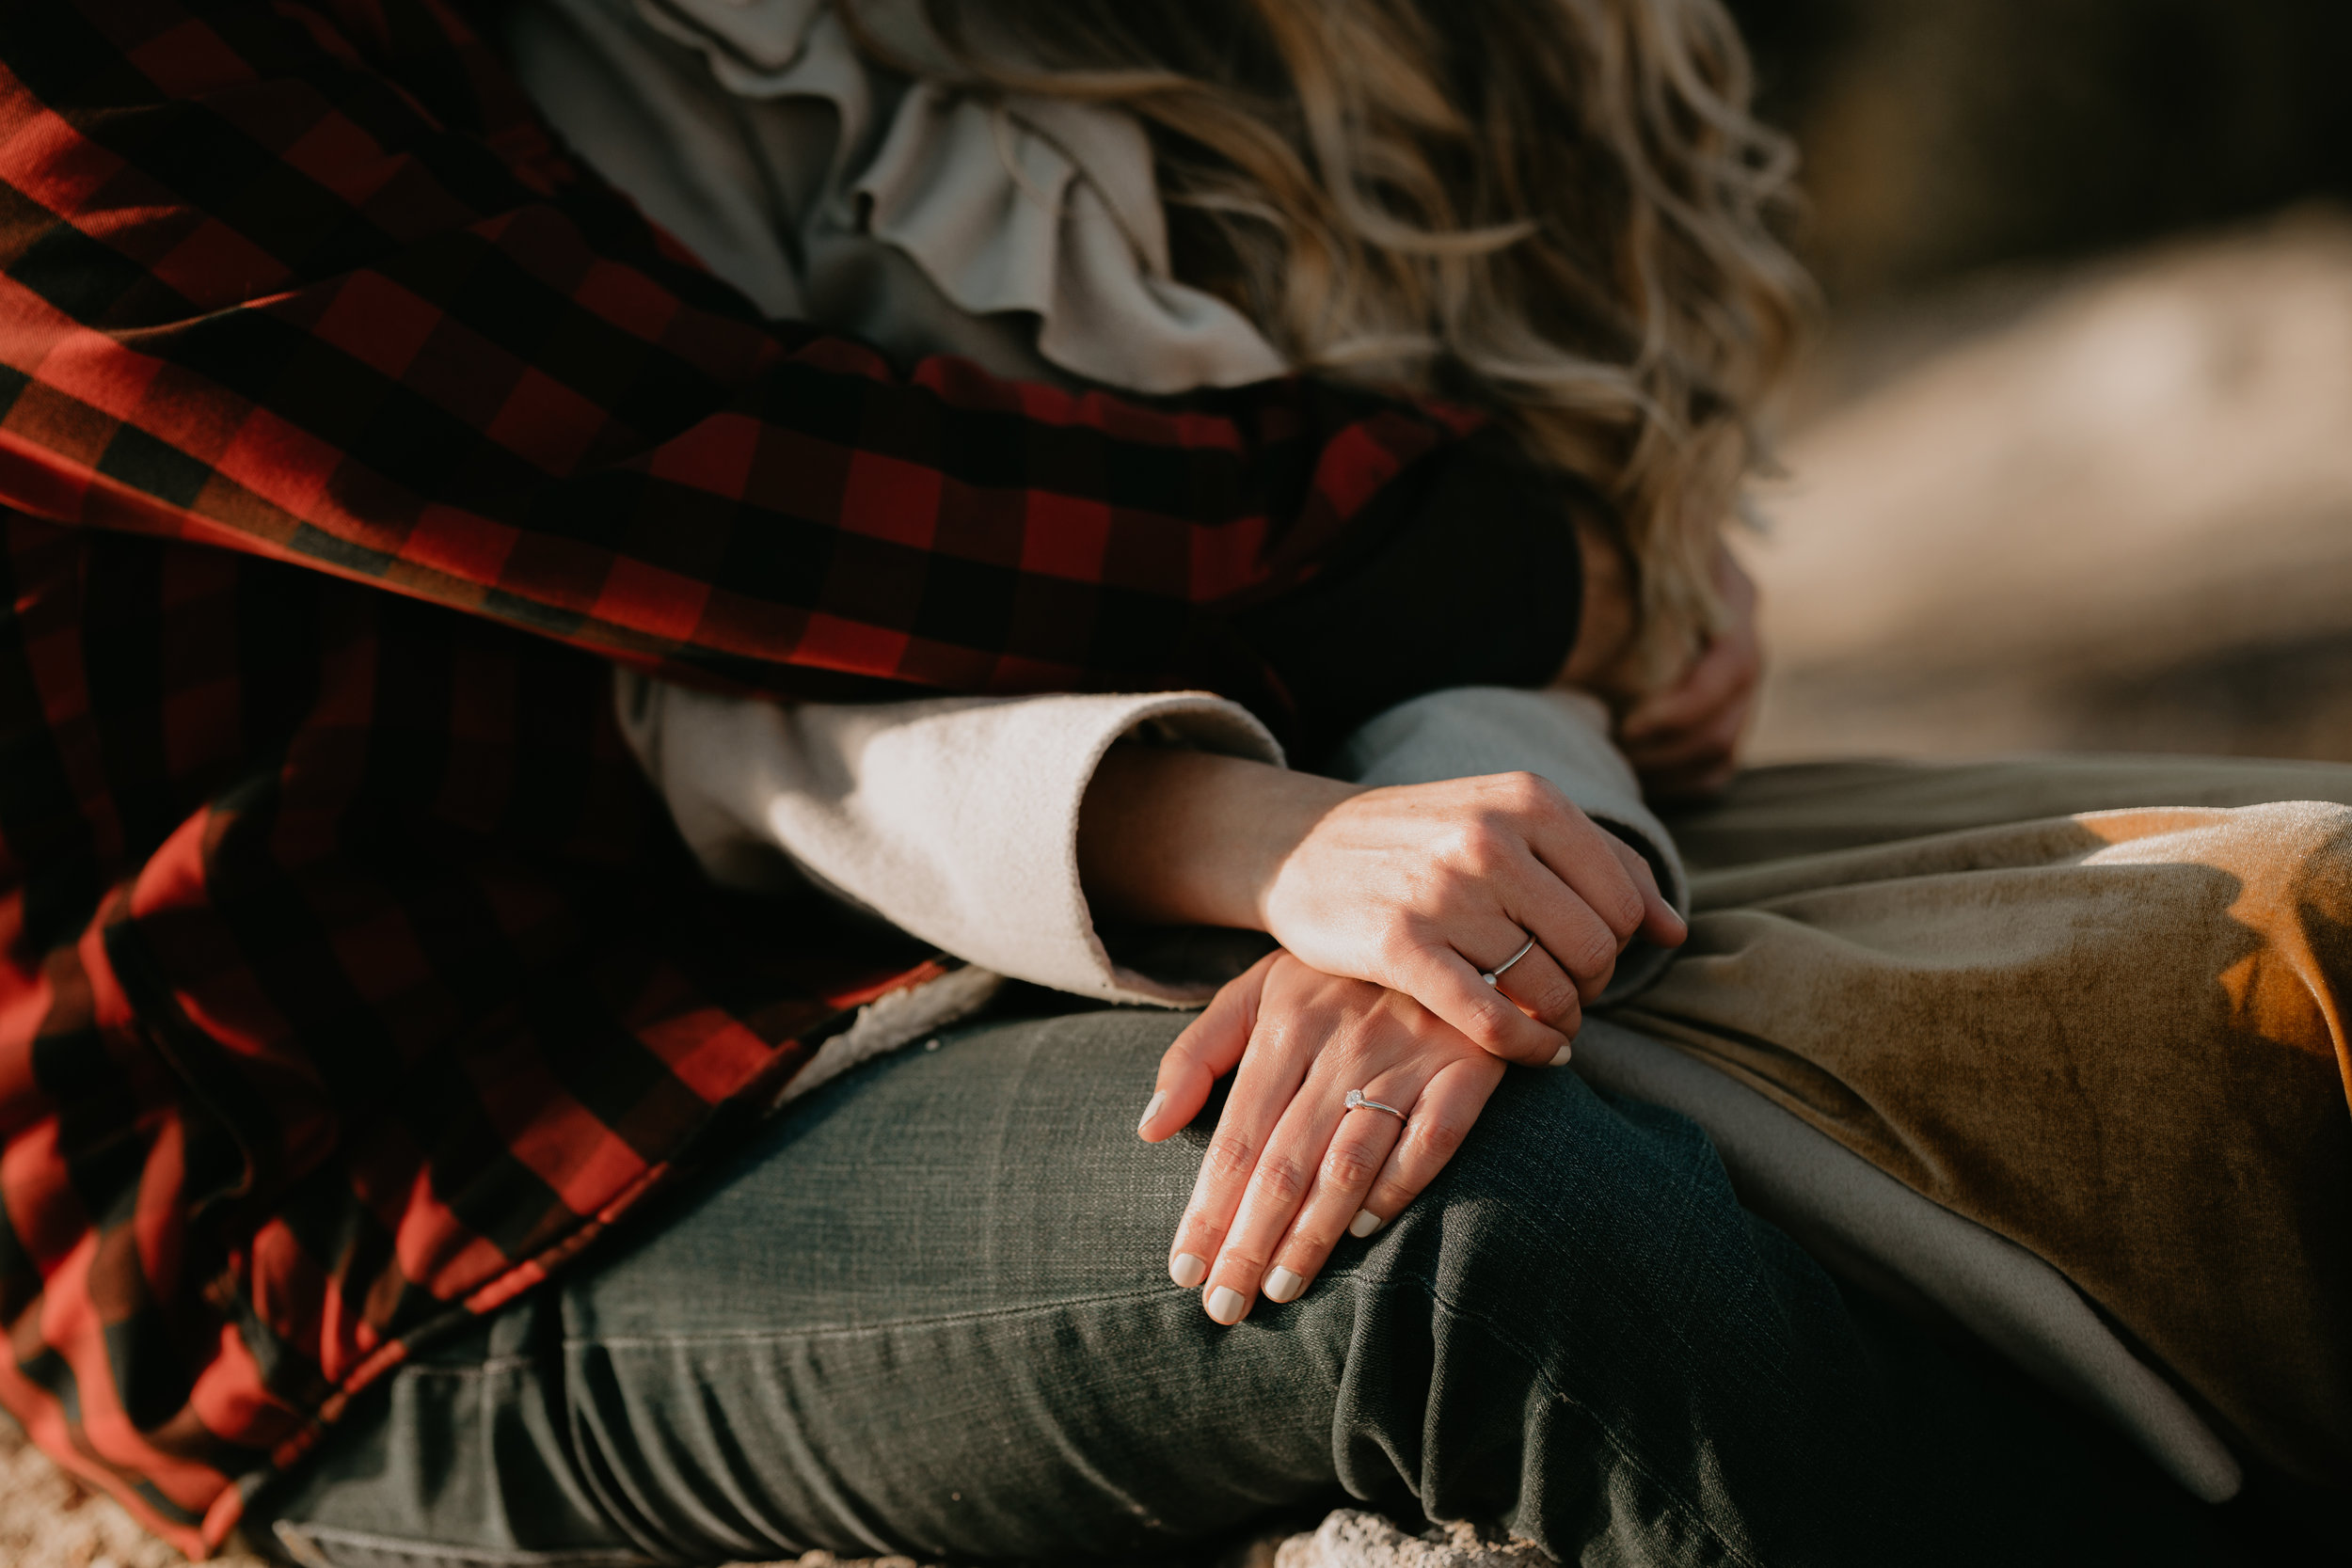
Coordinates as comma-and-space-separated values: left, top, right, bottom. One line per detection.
615, 673, 1286, 1005
618, 674, 1685, 1008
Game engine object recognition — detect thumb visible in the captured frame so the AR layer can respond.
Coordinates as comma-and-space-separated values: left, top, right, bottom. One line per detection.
1137, 951, 1274, 1141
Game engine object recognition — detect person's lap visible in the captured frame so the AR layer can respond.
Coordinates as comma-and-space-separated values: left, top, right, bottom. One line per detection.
252, 990, 2249, 1568
1632, 754, 2352, 1488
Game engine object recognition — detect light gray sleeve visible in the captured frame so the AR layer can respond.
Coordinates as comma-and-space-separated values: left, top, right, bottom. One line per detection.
1327, 687, 1688, 1005
615, 673, 1282, 1006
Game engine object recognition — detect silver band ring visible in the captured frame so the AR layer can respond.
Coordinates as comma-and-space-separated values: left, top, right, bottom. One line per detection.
1481, 936, 1538, 987
1344, 1087, 1407, 1122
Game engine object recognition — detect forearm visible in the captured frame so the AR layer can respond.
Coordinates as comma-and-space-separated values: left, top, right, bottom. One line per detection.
1077, 748, 1360, 930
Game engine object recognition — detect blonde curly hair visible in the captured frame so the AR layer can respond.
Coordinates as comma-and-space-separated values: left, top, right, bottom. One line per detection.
851, 0, 1811, 689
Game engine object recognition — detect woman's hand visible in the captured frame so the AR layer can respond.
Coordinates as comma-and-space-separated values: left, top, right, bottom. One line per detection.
1081, 758, 1686, 1068
1617, 544, 1762, 800
1136, 951, 1507, 1323
1261, 772, 1683, 1063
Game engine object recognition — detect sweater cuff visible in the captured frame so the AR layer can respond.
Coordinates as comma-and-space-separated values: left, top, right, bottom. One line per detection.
616, 675, 1282, 1005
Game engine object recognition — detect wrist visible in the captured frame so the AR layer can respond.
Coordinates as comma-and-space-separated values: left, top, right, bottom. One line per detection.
1078, 746, 1358, 930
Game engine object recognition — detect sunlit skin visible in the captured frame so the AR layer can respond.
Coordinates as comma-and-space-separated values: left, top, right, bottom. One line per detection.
1080, 552, 1731, 1322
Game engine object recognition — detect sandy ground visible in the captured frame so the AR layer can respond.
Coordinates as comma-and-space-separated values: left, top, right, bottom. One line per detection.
0, 1417, 266, 1568
6, 208, 2347, 1567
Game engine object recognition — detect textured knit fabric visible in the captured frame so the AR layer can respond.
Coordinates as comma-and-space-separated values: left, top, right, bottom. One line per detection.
0, 1, 1501, 1554
615, 681, 1289, 1002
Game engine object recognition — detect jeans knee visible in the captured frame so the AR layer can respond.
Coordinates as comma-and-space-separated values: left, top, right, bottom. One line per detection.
1372, 1069, 1785, 1344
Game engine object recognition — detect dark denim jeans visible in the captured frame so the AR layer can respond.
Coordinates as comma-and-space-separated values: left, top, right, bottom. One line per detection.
249, 1001, 2241, 1568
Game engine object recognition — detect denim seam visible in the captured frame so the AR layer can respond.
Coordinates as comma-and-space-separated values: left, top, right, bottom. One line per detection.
567, 1280, 1225, 1351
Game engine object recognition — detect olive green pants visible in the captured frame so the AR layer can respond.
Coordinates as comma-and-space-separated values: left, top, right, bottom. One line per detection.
1635, 756, 2352, 1491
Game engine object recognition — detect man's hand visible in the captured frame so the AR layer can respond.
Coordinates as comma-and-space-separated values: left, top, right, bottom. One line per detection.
1137, 952, 1508, 1323
1619, 544, 1762, 799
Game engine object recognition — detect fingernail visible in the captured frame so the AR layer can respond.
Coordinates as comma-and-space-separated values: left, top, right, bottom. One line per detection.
1205, 1285, 1248, 1324
1263, 1266, 1304, 1304
1348, 1209, 1384, 1239
1170, 1252, 1208, 1289
1137, 1089, 1168, 1134
1550, 1044, 1573, 1067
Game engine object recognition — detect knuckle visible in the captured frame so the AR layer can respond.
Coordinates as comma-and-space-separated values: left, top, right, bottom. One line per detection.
1203, 1132, 1258, 1184
1373, 926, 1423, 972
1218, 1243, 1271, 1276
1415, 1117, 1471, 1163
1526, 973, 1583, 1022
1495, 770, 1555, 814
1456, 820, 1512, 874
1322, 1142, 1383, 1190
1252, 1154, 1309, 1207
1565, 927, 1620, 975
1463, 994, 1525, 1053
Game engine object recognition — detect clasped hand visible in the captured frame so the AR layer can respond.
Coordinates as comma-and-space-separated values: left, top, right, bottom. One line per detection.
1082, 755, 1686, 1324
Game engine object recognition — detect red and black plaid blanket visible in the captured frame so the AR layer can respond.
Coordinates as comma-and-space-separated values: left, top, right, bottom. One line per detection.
0, 0, 1495, 1553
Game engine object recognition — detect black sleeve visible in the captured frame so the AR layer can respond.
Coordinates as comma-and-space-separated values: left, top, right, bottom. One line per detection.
1233, 427, 1592, 767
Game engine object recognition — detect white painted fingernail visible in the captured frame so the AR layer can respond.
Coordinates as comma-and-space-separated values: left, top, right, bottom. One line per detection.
1170, 1252, 1208, 1289
1348, 1209, 1384, 1239
1550, 1044, 1573, 1067
1137, 1089, 1168, 1133
1263, 1266, 1304, 1304
1205, 1285, 1248, 1324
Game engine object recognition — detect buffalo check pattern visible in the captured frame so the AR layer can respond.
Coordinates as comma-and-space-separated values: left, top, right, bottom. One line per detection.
0, 0, 1480, 1554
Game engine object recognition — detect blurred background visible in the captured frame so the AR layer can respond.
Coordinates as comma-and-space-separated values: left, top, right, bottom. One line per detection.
1721, 0, 2352, 762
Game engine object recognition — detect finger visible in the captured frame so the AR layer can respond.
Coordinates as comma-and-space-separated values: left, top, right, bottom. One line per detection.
1617, 656, 1726, 744
1628, 639, 1759, 756
1597, 834, 1687, 949
1623, 626, 1758, 738
1346, 1055, 1505, 1238
1139, 952, 1275, 1142
1523, 808, 1651, 950
1494, 860, 1621, 1007
1391, 939, 1570, 1068
1622, 689, 1753, 774
1166, 984, 1324, 1290
1484, 927, 1596, 1020
1206, 1069, 1413, 1321
1487, 843, 1625, 981
1261, 1095, 1410, 1303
